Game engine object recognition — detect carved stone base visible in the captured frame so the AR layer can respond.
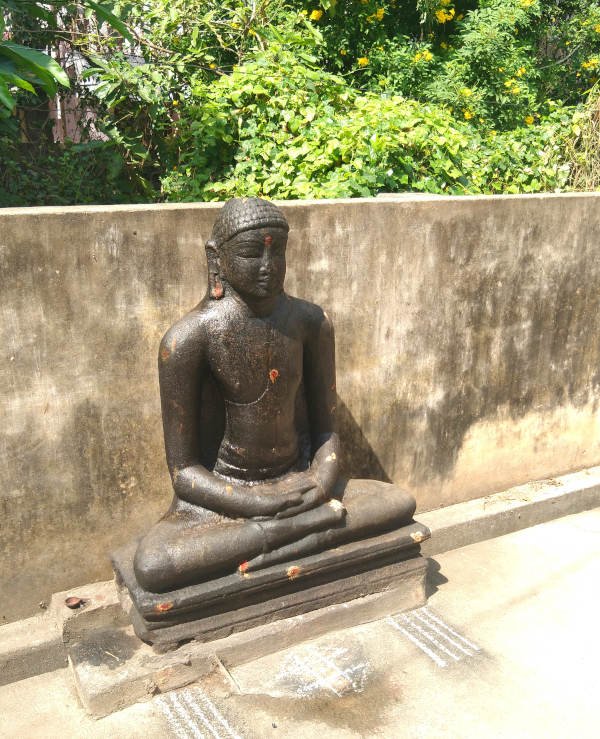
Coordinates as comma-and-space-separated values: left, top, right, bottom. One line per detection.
112, 521, 430, 648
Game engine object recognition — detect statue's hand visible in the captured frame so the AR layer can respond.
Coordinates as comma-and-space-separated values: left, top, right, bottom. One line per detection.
245, 476, 315, 518
273, 471, 328, 519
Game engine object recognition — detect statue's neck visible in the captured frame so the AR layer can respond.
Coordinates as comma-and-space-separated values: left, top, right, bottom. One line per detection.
227, 286, 282, 318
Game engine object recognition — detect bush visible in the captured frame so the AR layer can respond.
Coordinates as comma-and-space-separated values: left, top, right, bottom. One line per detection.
1, 1, 598, 205
160, 49, 572, 200
0, 136, 140, 207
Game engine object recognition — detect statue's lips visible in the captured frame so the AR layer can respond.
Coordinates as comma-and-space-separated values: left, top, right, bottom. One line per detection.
256, 277, 279, 290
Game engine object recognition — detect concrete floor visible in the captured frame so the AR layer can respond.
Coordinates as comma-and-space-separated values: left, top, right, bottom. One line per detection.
1, 507, 599, 739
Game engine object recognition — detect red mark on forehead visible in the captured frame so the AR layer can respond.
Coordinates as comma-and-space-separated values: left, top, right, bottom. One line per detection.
269, 368, 279, 383
264, 234, 273, 247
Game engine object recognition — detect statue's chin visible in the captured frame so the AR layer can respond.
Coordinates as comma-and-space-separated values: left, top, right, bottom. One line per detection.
242, 284, 283, 299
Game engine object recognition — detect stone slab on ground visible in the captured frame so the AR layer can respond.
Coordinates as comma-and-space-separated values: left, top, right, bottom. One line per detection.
2, 466, 599, 692
418, 464, 600, 557
50, 580, 129, 644
69, 556, 427, 717
2, 508, 599, 738
0, 613, 64, 687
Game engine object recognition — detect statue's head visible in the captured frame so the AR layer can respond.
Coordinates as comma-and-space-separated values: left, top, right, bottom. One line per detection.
206, 197, 289, 301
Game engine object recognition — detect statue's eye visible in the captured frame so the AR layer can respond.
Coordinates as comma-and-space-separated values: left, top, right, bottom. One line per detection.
237, 249, 261, 258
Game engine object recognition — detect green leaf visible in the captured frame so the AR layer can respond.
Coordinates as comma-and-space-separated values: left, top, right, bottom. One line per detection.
0, 42, 70, 89
0, 70, 36, 94
0, 78, 15, 111
83, 1, 133, 41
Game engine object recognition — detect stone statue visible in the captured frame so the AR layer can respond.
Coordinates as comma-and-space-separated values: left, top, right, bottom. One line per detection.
113, 197, 428, 646
132, 197, 416, 592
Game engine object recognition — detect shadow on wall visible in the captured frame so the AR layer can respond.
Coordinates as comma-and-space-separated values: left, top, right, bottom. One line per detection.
336, 396, 392, 483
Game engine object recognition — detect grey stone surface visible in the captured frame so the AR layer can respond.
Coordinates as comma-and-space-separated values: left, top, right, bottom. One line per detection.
419, 464, 600, 557
0, 613, 64, 687
1, 466, 598, 690
4, 194, 600, 622
70, 557, 427, 717
1, 508, 599, 737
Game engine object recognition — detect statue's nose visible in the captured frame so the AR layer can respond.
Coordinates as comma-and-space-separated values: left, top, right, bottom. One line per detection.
260, 250, 273, 274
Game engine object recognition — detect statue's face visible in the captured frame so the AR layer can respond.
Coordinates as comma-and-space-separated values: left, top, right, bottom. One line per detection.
220, 226, 287, 299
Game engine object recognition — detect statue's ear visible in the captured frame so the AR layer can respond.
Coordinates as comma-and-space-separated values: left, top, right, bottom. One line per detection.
205, 239, 224, 299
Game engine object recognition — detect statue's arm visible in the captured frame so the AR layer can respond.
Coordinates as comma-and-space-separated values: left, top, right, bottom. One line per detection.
159, 313, 303, 518
302, 306, 342, 496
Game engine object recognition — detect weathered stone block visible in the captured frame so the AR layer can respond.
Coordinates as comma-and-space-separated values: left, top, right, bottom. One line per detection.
113, 523, 429, 647
70, 554, 428, 717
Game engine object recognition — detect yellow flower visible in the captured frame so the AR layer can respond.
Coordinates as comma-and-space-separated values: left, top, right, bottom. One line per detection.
524, 115, 534, 125
504, 78, 516, 87
340, 49, 347, 56
413, 50, 433, 63
498, 67, 505, 72
520, 0, 534, 7
463, 110, 474, 120
209, 63, 217, 69
582, 58, 600, 70
358, 57, 369, 67
300, 9, 307, 15
510, 85, 520, 95
460, 87, 473, 97
309, 9, 323, 21
489, 130, 497, 137
456, 13, 464, 20
172, 99, 179, 106
440, 41, 449, 50
367, 8, 385, 23
516, 66, 526, 77
595, 25, 600, 33
440, 0, 452, 5
435, 8, 455, 23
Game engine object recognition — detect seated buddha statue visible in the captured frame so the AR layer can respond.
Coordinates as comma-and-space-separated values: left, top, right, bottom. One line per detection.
133, 197, 417, 594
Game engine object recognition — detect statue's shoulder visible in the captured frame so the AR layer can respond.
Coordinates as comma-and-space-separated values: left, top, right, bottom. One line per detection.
159, 299, 215, 359
287, 295, 333, 331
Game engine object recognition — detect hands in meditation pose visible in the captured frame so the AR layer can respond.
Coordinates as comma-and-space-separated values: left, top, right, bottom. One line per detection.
134, 198, 416, 593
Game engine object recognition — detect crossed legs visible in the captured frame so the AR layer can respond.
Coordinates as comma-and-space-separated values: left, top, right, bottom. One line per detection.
134, 479, 415, 593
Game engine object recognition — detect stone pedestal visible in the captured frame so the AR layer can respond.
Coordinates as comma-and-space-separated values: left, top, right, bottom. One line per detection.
71, 550, 429, 717
112, 522, 430, 649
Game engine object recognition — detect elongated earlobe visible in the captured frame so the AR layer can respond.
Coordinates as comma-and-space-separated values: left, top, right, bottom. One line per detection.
205, 240, 224, 299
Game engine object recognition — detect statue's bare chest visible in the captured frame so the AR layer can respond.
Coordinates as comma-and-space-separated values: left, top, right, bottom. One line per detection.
207, 314, 303, 405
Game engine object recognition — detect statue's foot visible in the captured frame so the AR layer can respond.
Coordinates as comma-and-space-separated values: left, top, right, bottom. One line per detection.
245, 481, 417, 572
258, 499, 345, 551
244, 530, 335, 572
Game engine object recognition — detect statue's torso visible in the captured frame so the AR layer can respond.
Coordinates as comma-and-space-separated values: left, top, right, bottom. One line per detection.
206, 294, 304, 481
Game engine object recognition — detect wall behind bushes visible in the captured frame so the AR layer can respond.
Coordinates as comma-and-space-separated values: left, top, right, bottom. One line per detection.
2, 193, 600, 622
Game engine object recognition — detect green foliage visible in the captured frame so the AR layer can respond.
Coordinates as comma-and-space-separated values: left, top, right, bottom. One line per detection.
2, 1, 599, 205
0, 1, 128, 113
0, 136, 138, 206
565, 84, 600, 191
160, 48, 570, 200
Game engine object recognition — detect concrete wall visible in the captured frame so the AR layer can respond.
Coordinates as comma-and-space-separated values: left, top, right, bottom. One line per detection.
2, 193, 600, 622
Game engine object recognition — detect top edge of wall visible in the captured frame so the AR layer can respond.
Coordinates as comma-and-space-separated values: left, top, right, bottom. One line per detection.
1, 191, 599, 216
